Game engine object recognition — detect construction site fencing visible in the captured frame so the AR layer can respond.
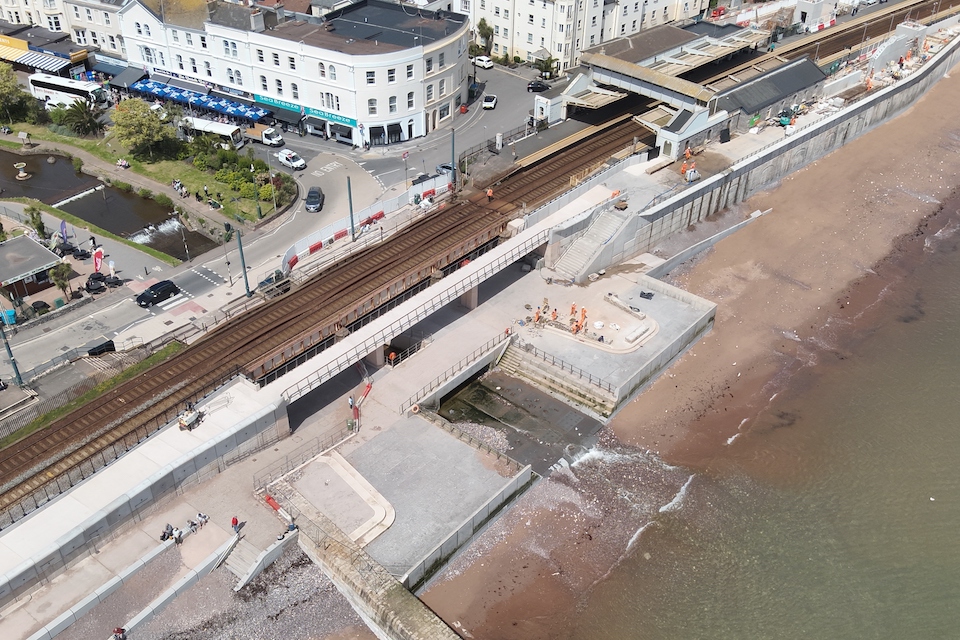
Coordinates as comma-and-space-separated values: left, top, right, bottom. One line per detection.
252, 426, 352, 491
0, 363, 246, 530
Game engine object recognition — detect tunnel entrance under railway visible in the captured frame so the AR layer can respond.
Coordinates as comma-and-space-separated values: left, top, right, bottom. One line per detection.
255, 237, 504, 386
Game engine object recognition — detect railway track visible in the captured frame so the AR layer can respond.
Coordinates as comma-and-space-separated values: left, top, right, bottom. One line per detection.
0, 116, 648, 525
701, 0, 942, 85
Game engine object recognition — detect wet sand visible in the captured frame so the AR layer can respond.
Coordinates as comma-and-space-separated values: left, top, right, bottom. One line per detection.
421, 65, 960, 638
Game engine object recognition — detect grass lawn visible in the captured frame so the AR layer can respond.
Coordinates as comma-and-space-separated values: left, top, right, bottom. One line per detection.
0, 341, 186, 451
2, 122, 285, 223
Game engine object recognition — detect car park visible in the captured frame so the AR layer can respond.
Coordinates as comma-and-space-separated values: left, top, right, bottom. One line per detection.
471, 55, 494, 69
482, 95, 498, 109
305, 186, 325, 212
277, 149, 306, 170
527, 80, 550, 92
136, 280, 180, 307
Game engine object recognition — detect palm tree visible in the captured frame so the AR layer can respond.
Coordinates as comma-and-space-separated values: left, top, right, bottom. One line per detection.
62, 100, 105, 137
48, 262, 73, 301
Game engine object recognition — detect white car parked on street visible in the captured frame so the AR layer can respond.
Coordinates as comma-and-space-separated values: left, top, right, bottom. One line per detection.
471, 55, 494, 69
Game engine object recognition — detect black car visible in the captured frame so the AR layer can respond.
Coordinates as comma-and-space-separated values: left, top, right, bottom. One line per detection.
527, 80, 550, 93
305, 186, 325, 212
136, 280, 180, 307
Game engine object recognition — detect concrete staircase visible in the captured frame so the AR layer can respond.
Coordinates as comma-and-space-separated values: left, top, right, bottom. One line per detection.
497, 343, 617, 417
222, 537, 261, 580
553, 209, 629, 281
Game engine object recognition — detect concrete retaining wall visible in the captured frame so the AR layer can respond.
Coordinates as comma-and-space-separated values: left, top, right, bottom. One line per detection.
0, 399, 288, 610
234, 529, 299, 591
614, 276, 717, 408
415, 339, 510, 409
121, 536, 237, 635
402, 466, 533, 593
578, 25, 960, 281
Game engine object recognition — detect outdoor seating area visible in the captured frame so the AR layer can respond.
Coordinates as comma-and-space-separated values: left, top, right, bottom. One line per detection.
129, 79, 271, 122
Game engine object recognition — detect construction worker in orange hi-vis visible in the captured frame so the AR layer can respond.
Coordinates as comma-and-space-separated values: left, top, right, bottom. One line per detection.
690, 161, 696, 171
534, 309, 541, 323
551, 308, 558, 321
389, 351, 396, 366
681, 161, 688, 176
580, 307, 587, 323
487, 187, 494, 202
684, 147, 692, 160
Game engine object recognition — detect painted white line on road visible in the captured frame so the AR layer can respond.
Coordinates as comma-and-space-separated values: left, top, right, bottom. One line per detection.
13, 298, 130, 348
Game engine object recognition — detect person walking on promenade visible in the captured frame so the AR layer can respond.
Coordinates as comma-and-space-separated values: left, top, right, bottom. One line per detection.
231, 515, 239, 533
197, 512, 209, 528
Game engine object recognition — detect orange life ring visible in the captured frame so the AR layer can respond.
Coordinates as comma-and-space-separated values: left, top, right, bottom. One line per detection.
411, 404, 420, 414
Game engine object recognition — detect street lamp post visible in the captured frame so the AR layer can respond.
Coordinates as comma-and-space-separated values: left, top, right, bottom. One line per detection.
0, 322, 22, 386
224, 223, 251, 298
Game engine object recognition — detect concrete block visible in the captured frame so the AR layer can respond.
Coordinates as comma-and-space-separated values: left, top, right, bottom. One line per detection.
25, 628, 53, 640
148, 586, 179, 617
46, 609, 76, 637
94, 575, 123, 600
126, 481, 154, 511
102, 496, 132, 527
72, 589, 103, 618
173, 569, 199, 596
125, 605, 156, 633
117, 558, 146, 582
140, 541, 170, 564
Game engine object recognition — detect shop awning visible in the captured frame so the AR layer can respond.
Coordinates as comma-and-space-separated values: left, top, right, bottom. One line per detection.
262, 106, 302, 125
92, 61, 126, 77
14, 51, 70, 73
387, 123, 402, 135
111, 67, 147, 89
167, 77, 208, 94
131, 79, 270, 121
330, 123, 352, 136
369, 125, 385, 139
304, 115, 326, 126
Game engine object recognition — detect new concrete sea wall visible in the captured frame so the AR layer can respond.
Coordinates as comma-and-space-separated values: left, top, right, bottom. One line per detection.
578, 20, 960, 280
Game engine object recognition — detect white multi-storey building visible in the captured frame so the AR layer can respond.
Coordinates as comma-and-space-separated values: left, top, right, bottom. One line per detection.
63, 0, 129, 61
451, 0, 707, 72
119, 0, 470, 145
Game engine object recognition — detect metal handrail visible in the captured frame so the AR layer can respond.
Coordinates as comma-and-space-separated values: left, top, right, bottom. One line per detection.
398, 332, 510, 413
518, 340, 616, 394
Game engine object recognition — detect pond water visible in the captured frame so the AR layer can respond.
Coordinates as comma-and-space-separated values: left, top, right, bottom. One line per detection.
0, 149, 217, 261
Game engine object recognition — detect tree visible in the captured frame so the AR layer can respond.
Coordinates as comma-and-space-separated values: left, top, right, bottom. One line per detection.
534, 56, 559, 78
48, 262, 73, 301
62, 100, 105, 137
25, 205, 45, 238
477, 19, 494, 54
112, 98, 172, 160
0, 63, 25, 125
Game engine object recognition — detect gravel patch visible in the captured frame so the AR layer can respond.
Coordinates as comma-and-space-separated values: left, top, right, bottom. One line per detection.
451, 421, 511, 453
58, 545, 183, 640
134, 545, 374, 640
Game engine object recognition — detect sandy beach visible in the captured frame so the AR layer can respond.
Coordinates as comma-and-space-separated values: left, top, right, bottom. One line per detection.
420, 65, 960, 639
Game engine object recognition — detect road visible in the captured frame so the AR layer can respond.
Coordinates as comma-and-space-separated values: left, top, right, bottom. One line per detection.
0, 65, 545, 380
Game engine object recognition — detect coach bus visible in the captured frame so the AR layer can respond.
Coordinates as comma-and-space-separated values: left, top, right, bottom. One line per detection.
28, 74, 108, 109
178, 117, 245, 150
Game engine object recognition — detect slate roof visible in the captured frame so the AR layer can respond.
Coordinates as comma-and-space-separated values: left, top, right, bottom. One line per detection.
714, 58, 826, 115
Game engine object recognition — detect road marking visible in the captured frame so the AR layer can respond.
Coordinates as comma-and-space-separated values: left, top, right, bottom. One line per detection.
311, 161, 345, 178
148, 291, 194, 314
191, 266, 226, 285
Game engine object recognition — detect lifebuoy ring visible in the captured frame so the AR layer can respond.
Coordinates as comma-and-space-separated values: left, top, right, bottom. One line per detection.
411, 404, 420, 414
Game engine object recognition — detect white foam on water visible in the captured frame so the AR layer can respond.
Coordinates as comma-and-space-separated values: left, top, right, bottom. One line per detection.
625, 521, 655, 554
572, 447, 635, 468
128, 217, 180, 244
726, 420, 748, 446
659, 474, 694, 513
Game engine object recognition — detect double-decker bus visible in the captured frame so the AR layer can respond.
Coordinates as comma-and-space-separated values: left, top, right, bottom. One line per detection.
28, 74, 108, 109
179, 117, 245, 150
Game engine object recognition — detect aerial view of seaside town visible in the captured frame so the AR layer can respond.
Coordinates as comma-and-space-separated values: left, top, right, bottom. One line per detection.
1, 0, 959, 638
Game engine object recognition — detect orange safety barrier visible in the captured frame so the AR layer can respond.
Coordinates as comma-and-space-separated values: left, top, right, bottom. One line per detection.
372, 211, 385, 220
309, 241, 323, 254
422, 188, 436, 198
288, 255, 299, 269
334, 229, 348, 240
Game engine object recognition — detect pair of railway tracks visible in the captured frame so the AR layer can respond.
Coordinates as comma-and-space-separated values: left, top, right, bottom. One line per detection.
0, 116, 648, 527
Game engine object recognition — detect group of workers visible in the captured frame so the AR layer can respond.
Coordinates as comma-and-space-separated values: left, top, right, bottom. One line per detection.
527, 301, 589, 335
